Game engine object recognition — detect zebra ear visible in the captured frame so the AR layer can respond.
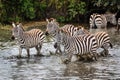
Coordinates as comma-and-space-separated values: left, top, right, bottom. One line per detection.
17, 23, 23, 28
52, 18, 56, 22
12, 22, 16, 28
81, 27, 84, 30
46, 18, 49, 23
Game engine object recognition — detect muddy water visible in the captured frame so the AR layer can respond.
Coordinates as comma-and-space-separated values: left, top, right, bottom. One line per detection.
0, 28, 120, 80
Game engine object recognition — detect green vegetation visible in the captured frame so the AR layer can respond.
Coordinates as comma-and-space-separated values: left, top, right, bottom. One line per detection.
0, 0, 119, 42
0, 0, 119, 23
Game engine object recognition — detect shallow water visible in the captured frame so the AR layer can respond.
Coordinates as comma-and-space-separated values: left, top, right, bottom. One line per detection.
0, 28, 120, 80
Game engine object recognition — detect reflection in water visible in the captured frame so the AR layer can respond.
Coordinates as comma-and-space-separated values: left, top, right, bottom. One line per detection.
64, 62, 96, 79
0, 28, 120, 80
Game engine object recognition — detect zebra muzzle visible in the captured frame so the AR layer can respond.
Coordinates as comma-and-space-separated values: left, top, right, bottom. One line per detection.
45, 31, 49, 36
11, 36, 15, 40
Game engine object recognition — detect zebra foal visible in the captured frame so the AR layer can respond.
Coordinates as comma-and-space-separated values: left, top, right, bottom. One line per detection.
11, 22, 45, 57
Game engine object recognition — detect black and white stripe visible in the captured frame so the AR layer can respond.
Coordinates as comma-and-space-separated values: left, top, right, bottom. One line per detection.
60, 29, 98, 62
45, 18, 86, 53
45, 18, 112, 60
75, 28, 112, 57
89, 13, 107, 29
11, 22, 45, 57
94, 31, 113, 56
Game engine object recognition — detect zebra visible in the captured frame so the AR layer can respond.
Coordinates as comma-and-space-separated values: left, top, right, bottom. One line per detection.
74, 28, 113, 57
45, 18, 86, 54
89, 13, 107, 31
11, 22, 45, 57
46, 18, 112, 59
45, 18, 62, 53
100, 12, 120, 33
59, 29, 98, 62
90, 12, 120, 33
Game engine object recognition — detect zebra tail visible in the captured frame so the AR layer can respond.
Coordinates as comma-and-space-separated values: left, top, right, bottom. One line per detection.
109, 42, 113, 48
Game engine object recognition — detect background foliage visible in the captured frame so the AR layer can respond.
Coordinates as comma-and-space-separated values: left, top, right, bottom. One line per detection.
0, 0, 119, 24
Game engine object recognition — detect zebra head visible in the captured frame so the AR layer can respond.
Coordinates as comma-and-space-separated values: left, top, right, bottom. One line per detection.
45, 18, 59, 36
11, 22, 24, 40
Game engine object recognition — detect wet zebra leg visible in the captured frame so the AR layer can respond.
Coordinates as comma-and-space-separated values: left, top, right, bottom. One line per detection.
26, 49, 30, 57
35, 45, 43, 56
18, 47, 22, 58
86, 53, 94, 61
92, 53, 98, 61
54, 43, 62, 54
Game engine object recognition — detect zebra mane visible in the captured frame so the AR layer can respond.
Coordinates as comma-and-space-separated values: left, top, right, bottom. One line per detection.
60, 28, 71, 36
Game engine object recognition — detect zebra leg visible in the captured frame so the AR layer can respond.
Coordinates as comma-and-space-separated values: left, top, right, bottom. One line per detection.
82, 54, 88, 61
68, 53, 73, 62
26, 49, 30, 57
55, 43, 62, 54
86, 53, 93, 61
18, 47, 22, 58
92, 53, 98, 61
62, 52, 72, 64
35, 45, 43, 56
101, 44, 109, 57
102, 48, 109, 57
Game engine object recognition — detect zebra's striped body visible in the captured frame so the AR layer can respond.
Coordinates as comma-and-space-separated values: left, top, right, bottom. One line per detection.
94, 32, 112, 56
61, 24, 78, 36
11, 23, 45, 57
45, 18, 85, 53
46, 18, 112, 61
74, 28, 112, 56
60, 29, 98, 62
89, 13, 107, 29
76, 29, 110, 47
